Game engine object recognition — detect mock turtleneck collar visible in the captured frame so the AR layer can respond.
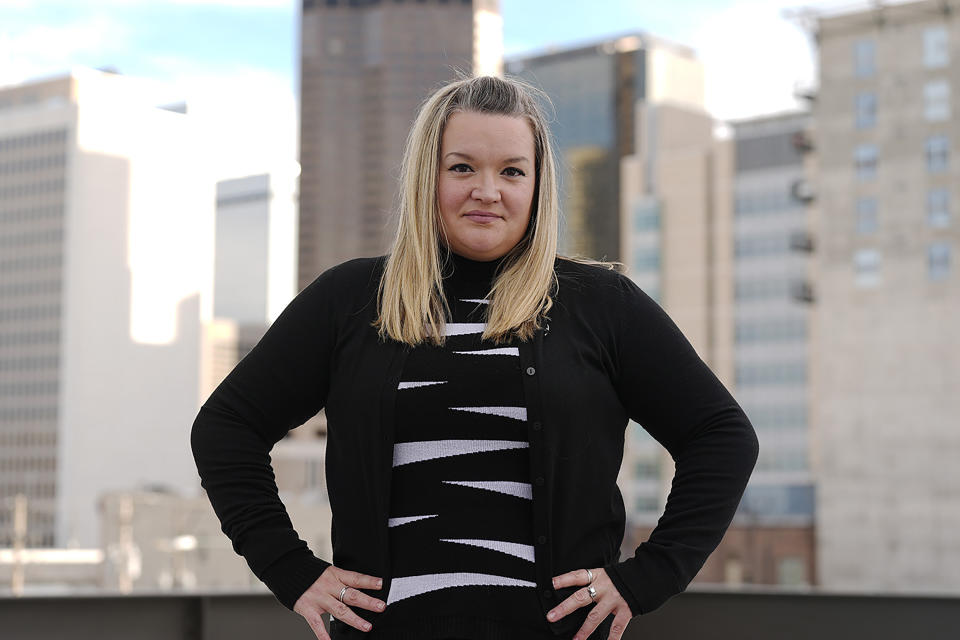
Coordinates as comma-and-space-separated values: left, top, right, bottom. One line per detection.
442, 250, 506, 286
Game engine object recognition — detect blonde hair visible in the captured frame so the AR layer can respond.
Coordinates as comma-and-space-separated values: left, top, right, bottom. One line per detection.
375, 75, 560, 346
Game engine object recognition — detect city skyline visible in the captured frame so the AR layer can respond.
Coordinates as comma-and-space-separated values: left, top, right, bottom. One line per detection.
1, 0, 826, 164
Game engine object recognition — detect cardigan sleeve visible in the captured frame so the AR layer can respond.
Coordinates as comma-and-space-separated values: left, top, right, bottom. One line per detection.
190, 266, 343, 610
603, 273, 759, 616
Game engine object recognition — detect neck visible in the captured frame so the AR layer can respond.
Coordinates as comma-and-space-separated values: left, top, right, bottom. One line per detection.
443, 249, 505, 286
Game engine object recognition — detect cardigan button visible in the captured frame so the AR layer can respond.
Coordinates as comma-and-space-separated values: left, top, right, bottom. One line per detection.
538, 535, 547, 544
542, 589, 552, 599
532, 421, 542, 431
535, 476, 545, 486
525, 366, 536, 376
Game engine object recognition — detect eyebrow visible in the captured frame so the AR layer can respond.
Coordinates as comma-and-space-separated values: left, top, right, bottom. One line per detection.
443, 151, 531, 165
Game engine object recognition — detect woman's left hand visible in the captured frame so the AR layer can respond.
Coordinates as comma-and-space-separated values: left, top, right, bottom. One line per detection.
546, 567, 634, 640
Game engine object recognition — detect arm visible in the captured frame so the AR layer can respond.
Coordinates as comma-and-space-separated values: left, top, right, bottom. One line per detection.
604, 274, 759, 616
190, 268, 338, 610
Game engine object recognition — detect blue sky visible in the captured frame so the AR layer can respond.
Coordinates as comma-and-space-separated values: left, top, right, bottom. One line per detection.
0, 0, 835, 155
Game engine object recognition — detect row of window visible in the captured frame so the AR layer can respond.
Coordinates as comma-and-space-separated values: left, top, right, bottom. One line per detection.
0, 304, 61, 323
0, 253, 62, 273
735, 278, 798, 301
0, 279, 62, 298
0, 406, 58, 421
855, 135, 950, 179
0, 458, 56, 473
754, 447, 808, 472
631, 246, 661, 270
0, 483, 56, 500
0, 204, 63, 223
0, 533, 55, 548
735, 317, 807, 343
0, 355, 59, 372
735, 233, 796, 258
0, 330, 59, 347
856, 189, 951, 234
0, 155, 66, 177
854, 80, 951, 128
734, 188, 805, 216
854, 244, 951, 286
0, 178, 66, 199
736, 362, 807, 385
0, 228, 63, 249
0, 130, 68, 153
739, 404, 808, 430
853, 25, 949, 76
0, 432, 57, 447
0, 381, 59, 397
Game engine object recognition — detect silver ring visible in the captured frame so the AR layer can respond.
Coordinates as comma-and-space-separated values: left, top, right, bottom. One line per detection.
585, 568, 594, 584
587, 585, 597, 601
338, 586, 349, 603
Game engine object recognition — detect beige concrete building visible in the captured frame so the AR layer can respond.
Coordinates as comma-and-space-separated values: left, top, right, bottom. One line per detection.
812, 0, 960, 592
618, 98, 735, 529
297, 0, 502, 287
0, 69, 218, 550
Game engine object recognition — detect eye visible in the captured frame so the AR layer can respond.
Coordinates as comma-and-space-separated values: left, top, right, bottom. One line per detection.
448, 163, 473, 173
502, 167, 526, 177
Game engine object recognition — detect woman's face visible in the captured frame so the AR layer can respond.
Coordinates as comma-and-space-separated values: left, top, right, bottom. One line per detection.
437, 111, 536, 261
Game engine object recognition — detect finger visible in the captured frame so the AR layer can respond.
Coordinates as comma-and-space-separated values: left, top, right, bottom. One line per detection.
300, 610, 331, 640
607, 609, 632, 640
324, 594, 374, 633
334, 568, 383, 591
343, 585, 387, 613
572, 600, 614, 640
546, 586, 595, 622
551, 567, 594, 590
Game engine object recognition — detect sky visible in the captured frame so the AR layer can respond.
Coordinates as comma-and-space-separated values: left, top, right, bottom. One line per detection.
0, 0, 844, 158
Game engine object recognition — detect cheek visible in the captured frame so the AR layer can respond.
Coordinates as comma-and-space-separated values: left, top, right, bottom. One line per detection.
438, 179, 465, 218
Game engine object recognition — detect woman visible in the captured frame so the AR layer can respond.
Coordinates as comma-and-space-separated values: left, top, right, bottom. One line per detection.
191, 75, 758, 640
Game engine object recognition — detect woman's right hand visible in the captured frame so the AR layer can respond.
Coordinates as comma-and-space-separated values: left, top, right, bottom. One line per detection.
293, 565, 386, 639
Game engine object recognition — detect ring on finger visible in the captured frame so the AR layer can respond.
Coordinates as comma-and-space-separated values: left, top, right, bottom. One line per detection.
585, 568, 594, 584
338, 586, 349, 603
587, 585, 597, 601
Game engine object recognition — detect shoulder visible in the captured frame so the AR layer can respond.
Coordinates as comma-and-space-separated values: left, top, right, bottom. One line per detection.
304, 255, 386, 295
554, 257, 634, 301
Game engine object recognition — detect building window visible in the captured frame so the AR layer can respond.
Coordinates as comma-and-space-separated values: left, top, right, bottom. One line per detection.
856, 197, 878, 234
925, 135, 950, 173
924, 25, 949, 68
927, 189, 950, 228
854, 39, 875, 77
855, 92, 877, 128
855, 144, 878, 180
924, 80, 951, 121
854, 249, 881, 287
929, 243, 950, 281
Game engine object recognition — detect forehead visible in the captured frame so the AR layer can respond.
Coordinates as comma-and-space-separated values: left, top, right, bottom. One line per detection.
441, 111, 534, 156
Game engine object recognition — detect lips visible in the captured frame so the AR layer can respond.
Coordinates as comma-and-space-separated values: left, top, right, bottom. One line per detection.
463, 210, 501, 222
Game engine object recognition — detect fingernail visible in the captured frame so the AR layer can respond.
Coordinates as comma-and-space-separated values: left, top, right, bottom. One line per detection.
377, 602, 385, 610
547, 611, 556, 621
376, 579, 383, 589
363, 623, 372, 631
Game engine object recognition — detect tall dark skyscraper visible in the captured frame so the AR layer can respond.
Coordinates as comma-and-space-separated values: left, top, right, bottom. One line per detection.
297, 0, 502, 287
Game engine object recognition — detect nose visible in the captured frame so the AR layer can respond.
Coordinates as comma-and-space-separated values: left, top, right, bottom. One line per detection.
471, 173, 500, 203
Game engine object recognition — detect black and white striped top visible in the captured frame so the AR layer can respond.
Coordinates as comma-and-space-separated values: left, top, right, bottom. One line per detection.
376, 252, 552, 639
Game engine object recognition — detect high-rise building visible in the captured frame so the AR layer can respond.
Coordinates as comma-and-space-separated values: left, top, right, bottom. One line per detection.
812, 0, 960, 592
507, 33, 705, 261
717, 111, 816, 586
0, 69, 216, 548
297, 0, 502, 287
616, 93, 736, 553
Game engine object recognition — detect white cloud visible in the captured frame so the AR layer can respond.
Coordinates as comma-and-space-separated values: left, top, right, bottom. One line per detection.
689, 0, 817, 121
0, 16, 130, 87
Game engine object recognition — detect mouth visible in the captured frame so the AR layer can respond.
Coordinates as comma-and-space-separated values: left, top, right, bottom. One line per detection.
463, 210, 501, 222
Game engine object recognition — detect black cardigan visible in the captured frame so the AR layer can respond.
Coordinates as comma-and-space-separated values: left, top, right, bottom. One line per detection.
190, 255, 758, 638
